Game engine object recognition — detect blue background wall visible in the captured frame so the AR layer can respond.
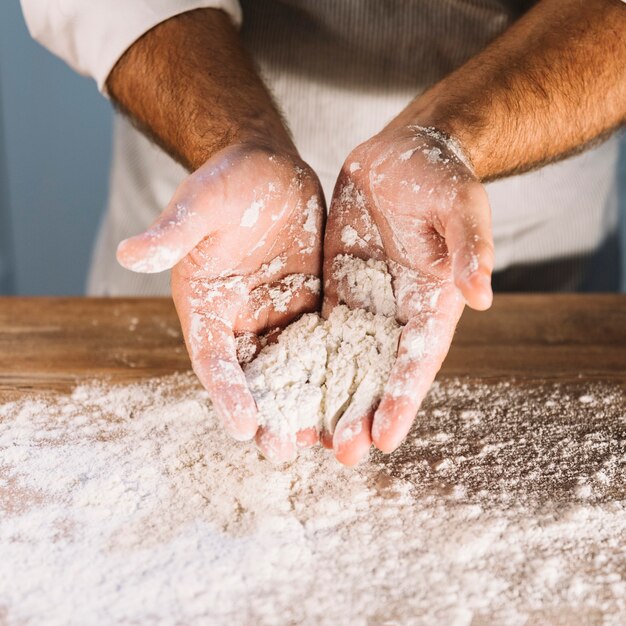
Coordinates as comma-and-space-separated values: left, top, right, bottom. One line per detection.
0, 1, 112, 295
0, 2, 625, 295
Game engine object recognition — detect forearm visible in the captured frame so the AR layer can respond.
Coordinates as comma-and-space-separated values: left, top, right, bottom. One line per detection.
390, 0, 626, 181
106, 8, 294, 171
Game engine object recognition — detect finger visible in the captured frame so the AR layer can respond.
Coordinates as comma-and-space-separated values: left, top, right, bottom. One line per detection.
330, 369, 380, 466
171, 266, 258, 439
322, 195, 349, 318
115, 150, 254, 274
195, 353, 259, 442
372, 300, 462, 453
333, 412, 373, 466
443, 183, 494, 311
116, 195, 216, 273
320, 428, 334, 449
255, 426, 297, 464
188, 315, 258, 441
321, 281, 338, 320
296, 427, 319, 448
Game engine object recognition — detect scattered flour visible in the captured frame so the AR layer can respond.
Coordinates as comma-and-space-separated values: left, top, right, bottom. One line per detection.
240, 199, 264, 228
302, 195, 319, 234
407, 124, 475, 173
340, 225, 359, 247
423, 146, 443, 163
244, 255, 401, 445
264, 274, 320, 314
125, 244, 184, 274
1, 376, 624, 625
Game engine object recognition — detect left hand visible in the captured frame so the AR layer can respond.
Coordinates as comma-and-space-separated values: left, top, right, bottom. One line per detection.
323, 125, 494, 465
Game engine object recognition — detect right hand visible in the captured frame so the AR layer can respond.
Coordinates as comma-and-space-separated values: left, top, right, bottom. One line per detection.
116, 142, 325, 462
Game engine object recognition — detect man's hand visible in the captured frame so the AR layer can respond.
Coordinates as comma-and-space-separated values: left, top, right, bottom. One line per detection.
323, 126, 493, 465
118, 142, 324, 458
106, 9, 325, 459
324, 0, 626, 466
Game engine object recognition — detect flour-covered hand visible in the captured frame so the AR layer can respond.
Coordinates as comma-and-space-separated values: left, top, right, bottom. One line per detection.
323, 126, 494, 465
117, 143, 324, 460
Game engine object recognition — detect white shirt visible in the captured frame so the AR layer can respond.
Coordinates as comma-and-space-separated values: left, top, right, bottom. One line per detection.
21, 0, 622, 295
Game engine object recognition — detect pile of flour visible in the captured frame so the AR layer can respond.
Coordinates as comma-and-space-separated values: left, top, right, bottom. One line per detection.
1, 375, 624, 625
244, 255, 402, 444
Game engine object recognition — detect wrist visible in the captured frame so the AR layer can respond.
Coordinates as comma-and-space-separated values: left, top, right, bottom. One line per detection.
385, 90, 489, 180
183, 117, 297, 171
379, 114, 478, 179
107, 7, 299, 173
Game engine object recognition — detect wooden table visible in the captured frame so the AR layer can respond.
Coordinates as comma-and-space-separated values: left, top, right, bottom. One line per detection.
0, 295, 625, 397
1, 296, 625, 625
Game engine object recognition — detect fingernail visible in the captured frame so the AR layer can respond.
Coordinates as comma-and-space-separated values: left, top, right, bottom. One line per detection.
472, 272, 493, 309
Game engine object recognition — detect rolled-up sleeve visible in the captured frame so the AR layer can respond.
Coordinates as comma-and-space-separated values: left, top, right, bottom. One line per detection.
20, 0, 242, 92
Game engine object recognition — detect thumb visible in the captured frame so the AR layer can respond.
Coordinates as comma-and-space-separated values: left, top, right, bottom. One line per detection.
116, 196, 212, 273
443, 183, 494, 311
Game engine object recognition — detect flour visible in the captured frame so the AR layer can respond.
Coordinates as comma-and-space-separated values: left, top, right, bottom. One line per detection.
244, 305, 401, 448
407, 124, 475, 173
240, 199, 264, 228
264, 273, 320, 314
124, 245, 184, 274
331, 254, 397, 317
1, 376, 624, 625
303, 195, 320, 234
243, 255, 402, 452
340, 225, 359, 247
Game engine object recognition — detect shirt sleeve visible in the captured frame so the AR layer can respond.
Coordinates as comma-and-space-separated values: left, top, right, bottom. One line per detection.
20, 0, 243, 92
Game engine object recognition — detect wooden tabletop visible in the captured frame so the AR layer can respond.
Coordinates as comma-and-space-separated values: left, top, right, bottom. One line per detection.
0, 295, 625, 397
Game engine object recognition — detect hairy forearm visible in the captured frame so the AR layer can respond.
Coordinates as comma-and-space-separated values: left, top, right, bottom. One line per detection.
390, 0, 626, 181
106, 8, 294, 170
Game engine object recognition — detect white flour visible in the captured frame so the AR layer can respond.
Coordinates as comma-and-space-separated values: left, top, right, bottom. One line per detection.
244, 305, 401, 446
1, 376, 624, 625
244, 255, 401, 451
331, 254, 397, 318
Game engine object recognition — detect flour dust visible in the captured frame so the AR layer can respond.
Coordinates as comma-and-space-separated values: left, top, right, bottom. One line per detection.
1, 375, 624, 625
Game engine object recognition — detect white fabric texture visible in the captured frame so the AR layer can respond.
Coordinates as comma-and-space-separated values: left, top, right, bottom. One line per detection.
21, 0, 621, 295
20, 0, 242, 91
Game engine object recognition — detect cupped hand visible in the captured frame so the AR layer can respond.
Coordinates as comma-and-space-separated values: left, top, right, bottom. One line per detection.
117, 142, 325, 462
323, 125, 494, 465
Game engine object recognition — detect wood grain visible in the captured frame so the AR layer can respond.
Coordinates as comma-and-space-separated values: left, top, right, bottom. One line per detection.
0, 295, 625, 398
